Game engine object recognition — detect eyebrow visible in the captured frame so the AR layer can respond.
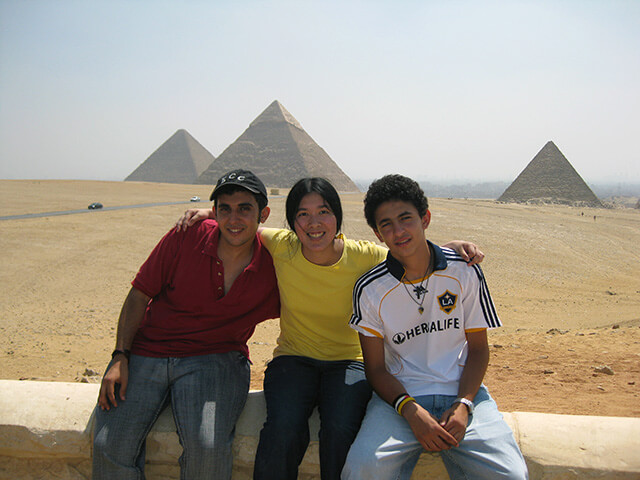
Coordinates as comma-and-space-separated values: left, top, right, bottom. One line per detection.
218, 201, 255, 208
377, 210, 413, 224
297, 202, 331, 212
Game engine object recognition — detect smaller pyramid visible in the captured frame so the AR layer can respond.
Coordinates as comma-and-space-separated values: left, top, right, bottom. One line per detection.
125, 129, 215, 184
196, 101, 359, 191
498, 141, 602, 207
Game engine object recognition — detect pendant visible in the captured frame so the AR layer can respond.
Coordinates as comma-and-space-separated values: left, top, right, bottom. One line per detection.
418, 307, 424, 314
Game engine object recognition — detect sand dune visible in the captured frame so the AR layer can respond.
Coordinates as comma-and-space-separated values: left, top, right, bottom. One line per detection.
0, 180, 638, 416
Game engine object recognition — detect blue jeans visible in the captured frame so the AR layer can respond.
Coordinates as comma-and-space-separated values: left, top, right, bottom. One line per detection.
253, 355, 372, 480
342, 387, 528, 480
92, 352, 250, 480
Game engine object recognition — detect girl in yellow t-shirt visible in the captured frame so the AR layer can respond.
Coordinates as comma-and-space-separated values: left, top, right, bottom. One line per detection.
177, 177, 482, 480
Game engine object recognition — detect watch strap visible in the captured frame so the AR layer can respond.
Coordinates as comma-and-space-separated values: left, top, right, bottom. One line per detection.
111, 349, 131, 361
454, 397, 474, 415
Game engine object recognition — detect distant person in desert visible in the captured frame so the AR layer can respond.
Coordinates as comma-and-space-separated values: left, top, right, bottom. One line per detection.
92, 169, 280, 480
176, 176, 484, 480
341, 174, 528, 480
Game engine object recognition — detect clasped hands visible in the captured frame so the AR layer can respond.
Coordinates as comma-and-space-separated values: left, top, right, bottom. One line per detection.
402, 401, 469, 452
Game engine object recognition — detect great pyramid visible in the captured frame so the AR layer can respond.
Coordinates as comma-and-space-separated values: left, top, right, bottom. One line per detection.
498, 141, 602, 207
196, 100, 359, 191
125, 129, 215, 184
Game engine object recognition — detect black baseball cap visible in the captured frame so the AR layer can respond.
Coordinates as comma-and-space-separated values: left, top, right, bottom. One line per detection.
210, 169, 268, 206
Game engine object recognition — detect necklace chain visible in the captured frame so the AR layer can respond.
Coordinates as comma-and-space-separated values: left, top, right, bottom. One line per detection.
401, 255, 433, 315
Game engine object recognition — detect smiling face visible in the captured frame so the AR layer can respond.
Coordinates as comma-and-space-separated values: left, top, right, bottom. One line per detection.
213, 189, 269, 249
373, 199, 431, 265
293, 192, 339, 259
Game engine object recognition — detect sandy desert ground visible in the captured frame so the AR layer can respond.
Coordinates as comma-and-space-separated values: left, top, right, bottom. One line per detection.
0, 180, 638, 417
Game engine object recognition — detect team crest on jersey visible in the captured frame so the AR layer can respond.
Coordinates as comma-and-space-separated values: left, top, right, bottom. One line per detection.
438, 290, 457, 314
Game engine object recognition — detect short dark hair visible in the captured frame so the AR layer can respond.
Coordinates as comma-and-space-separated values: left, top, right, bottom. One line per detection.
213, 184, 268, 211
286, 178, 343, 233
364, 174, 429, 229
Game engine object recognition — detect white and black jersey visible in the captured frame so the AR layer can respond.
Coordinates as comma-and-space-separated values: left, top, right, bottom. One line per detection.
349, 240, 501, 397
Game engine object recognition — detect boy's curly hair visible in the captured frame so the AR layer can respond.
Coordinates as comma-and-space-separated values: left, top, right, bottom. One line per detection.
364, 174, 429, 229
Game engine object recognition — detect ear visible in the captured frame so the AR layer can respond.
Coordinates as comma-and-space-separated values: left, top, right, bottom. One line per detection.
373, 228, 384, 243
259, 206, 271, 224
421, 210, 431, 230
211, 204, 217, 219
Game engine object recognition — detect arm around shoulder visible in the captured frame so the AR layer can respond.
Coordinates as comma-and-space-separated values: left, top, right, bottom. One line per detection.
175, 208, 214, 231
441, 240, 484, 265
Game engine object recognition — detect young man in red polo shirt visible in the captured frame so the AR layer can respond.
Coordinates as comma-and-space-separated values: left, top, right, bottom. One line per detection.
92, 169, 280, 480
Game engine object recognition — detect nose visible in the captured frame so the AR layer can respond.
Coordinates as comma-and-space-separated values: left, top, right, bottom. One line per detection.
390, 220, 404, 237
306, 213, 321, 226
228, 208, 243, 223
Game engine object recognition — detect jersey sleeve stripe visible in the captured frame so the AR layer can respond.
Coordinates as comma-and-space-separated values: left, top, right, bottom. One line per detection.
350, 262, 387, 326
442, 248, 467, 263
472, 264, 502, 328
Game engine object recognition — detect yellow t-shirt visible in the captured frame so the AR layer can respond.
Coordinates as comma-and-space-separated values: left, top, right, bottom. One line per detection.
260, 228, 388, 361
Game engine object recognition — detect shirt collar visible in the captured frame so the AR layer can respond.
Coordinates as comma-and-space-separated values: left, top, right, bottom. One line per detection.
385, 239, 448, 282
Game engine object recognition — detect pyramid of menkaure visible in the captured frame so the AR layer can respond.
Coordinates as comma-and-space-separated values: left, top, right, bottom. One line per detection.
498, 141, 602, 207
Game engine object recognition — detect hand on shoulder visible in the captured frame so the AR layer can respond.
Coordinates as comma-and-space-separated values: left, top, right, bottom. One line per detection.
175, 208, 214, 232
442, 240, 484, 265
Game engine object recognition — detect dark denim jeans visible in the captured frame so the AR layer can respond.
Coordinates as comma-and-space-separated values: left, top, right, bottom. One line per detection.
92, 352, 250, 480
253, 355, 372, 480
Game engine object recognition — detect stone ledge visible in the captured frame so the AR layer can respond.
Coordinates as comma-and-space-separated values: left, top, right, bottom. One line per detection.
0, 380, 639, 479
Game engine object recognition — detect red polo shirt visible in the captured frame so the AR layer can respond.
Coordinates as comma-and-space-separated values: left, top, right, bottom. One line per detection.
130, 220, 280, 359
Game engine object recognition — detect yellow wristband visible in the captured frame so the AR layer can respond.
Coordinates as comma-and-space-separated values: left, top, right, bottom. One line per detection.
397, 396, 416, 415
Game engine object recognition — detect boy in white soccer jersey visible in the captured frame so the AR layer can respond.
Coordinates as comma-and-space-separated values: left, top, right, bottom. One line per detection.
342, 174, 528, 480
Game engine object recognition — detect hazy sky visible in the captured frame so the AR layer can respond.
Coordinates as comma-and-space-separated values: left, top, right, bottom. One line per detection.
1, 0, 638, 184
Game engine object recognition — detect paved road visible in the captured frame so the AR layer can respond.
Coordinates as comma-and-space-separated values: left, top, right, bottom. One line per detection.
0, 201, 197, 221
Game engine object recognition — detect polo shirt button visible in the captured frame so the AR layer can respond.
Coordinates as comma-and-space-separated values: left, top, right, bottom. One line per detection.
218, 272, 222, 276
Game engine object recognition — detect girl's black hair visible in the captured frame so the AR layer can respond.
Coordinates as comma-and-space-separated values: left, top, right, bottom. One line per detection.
285, 177, 343, 233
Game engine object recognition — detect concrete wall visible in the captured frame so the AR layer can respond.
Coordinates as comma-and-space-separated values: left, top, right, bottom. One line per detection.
0, 380, 639, 480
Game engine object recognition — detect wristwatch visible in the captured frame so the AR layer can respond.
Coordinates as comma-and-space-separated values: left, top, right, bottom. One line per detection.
454, 397, 474, 415
111, 349, 131, 361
